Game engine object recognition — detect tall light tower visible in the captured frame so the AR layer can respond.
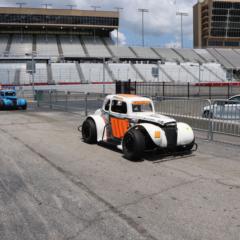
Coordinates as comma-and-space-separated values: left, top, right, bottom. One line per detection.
91, 5, 101, 11
65, 4, 77, 10
16, 2, 26, 8
114, 7, 123, 46
91, 6, 101, 42
176, 11, 188, 48
41, 3, 52, 9
138, 8, 149, 47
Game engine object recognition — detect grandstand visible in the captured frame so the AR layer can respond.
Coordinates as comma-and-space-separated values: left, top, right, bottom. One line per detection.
0, 6, 240, 87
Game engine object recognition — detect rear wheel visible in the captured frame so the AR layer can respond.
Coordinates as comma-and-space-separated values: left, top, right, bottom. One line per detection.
82, 119, 97, 144
203, 110, 213, 118
123, 129, 145, 161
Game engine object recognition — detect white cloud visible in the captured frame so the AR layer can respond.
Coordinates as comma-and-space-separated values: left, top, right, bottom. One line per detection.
165, 40, 181, 49
73, 0, 196, 44
111, 30, 127, 45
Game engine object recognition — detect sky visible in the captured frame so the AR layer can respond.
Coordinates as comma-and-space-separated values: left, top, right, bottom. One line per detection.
0, 0, 198, 48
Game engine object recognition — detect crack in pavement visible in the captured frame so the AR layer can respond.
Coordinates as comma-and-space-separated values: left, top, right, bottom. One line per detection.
0, 128, 159, 240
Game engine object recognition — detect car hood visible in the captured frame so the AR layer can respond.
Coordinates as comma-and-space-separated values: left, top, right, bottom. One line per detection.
130, 112, 176, 126
5, 97, 17, 100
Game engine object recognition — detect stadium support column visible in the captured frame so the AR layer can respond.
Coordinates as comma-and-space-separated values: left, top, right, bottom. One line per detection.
91, 6, 101, 42
16, 3, 27, 43
176, 12, 188, 48
138, 8, 149, 47
114, 7, 123, 46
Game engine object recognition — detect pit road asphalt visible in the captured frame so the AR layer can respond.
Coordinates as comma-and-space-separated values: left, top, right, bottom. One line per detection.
0, 109, 240, 240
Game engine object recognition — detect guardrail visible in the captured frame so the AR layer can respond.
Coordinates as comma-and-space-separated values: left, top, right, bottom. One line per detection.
36, 90, 106, 116
35, 90, 240, 141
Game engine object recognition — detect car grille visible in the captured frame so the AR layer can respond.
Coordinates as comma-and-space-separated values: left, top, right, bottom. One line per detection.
12, 100, 17, 106
163, 125, 177, 149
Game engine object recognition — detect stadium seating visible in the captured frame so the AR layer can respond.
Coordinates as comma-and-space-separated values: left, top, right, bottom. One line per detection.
80, 63, 112, 83
60, 35, 86, 57
0, 35, 9, 55
215, 48, 240, 69
10, 34, 33, 56
52, 63, 80, 84
174, 48, 206, 63
194, 49, 216, 63
152, 48, 184, 62
82, 36, 112, 58
36, 35, 59, 56
107, 46, 136, 58
131, 47, 159, 59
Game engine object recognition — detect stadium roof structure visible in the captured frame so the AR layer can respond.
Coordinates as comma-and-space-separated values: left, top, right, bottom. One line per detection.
0, 7, 119, 34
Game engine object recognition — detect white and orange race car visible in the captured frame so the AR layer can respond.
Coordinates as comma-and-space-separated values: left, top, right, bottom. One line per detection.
81, 94, 196, 160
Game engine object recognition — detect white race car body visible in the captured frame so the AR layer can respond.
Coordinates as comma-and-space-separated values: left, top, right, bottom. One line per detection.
83, 94, 195, 152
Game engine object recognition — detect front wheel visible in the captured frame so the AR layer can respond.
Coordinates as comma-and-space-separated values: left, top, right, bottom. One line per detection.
123, 129, 145, 161
21, 104, 27, 110
82, 119, 97, 144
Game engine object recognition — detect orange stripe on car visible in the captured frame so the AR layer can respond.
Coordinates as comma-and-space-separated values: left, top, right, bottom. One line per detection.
111, 118, 129, 139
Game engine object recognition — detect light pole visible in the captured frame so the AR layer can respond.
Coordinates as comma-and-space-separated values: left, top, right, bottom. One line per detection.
91, 5, 101, 42
190, 63, 202, 95
138, 8, 149, 47
114, 7, 123, 46
26, 53, 36, 99
176, 11, 188, 48
16, 2, 26, 8
65, 4, 77, 10
41, 3, 52, 9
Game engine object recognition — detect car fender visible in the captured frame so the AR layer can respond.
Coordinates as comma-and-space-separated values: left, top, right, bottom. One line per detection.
130, 123, 168, 148
84, 114, 107, 142
176, 122, 195, 145
2, 98, 13, 107
17, 98, 27, 106
130, 122, 194, 147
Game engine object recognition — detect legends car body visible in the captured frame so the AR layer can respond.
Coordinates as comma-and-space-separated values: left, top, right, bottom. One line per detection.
0, 89, 27, 110
202, 95, 240, 120
81, 94, 196, 160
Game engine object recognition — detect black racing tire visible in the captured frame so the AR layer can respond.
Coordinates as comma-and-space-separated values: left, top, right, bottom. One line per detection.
82, 118, 97, 144
21, 104, 27, 110
202, 110, 213, 119
123, 129, 145, 161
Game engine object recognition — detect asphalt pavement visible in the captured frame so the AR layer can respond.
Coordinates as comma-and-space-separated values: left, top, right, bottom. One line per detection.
0, 109, 240, 240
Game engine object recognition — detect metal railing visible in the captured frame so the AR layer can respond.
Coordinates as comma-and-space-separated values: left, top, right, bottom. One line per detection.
36, 90, 106, 116
35, 90, 240, 140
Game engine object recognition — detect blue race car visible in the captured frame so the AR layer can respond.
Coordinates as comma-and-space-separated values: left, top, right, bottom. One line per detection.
0, 89, 27, 110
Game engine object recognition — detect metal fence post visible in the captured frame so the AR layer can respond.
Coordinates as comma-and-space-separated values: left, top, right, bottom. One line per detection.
209, 85, 212, 99
162, 82, 165, 99
187, 82, 190, 99
85, 92, 89, 116
65, 91, 69, 111
49, 90, 52, 109
36, 90, 40, 108
207, 99, 213, 141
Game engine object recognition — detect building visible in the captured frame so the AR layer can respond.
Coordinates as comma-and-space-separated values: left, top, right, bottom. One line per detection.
193, 0, 240, 48
0, 7, 119, 36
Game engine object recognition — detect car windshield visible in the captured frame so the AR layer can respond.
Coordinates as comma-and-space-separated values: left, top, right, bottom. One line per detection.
5, 92, 16, 97
132, 101, 153, 113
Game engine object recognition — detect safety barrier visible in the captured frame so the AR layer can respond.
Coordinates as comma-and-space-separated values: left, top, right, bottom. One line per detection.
35, 90, 240, 140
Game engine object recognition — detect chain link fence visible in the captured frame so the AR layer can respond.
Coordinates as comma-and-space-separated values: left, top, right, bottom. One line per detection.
34, 90, 240, 141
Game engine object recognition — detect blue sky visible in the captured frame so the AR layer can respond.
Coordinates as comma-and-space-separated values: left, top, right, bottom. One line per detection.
0, 0, 197, 48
